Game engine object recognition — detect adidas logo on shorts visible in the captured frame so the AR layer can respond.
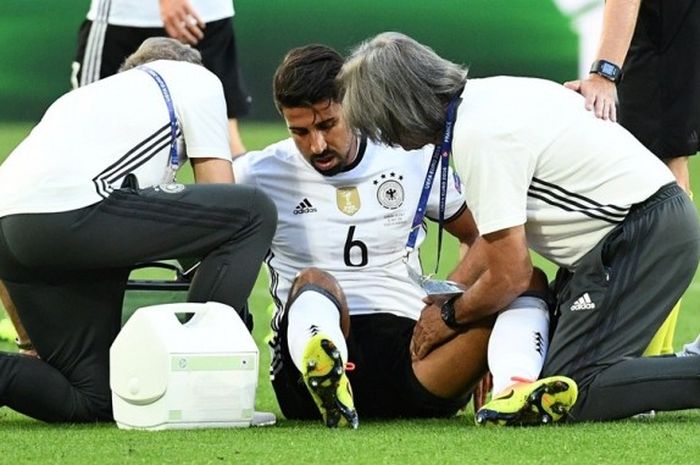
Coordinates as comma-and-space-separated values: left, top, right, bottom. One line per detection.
570, 292, 596, 311
293, 198, 317, 215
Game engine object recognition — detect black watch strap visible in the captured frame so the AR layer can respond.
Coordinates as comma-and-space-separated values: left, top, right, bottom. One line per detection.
590, 59, 622, 84
15, 338, 34, 351
440, 295, 463, 329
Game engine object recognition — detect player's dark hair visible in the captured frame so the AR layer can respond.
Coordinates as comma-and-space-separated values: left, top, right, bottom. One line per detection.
273, 44, 344, 112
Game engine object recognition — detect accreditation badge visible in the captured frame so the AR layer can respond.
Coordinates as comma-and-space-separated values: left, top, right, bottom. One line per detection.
336, 187, 361, 216
404, 257, 466, 304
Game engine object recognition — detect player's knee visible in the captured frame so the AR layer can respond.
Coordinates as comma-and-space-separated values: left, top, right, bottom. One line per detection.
52, 386, 113, 423
292, 267, 340, 295
290, 268, 349, 330
85, 396, 114, 423
527, 267, 549, 293
516, 267, 554, 307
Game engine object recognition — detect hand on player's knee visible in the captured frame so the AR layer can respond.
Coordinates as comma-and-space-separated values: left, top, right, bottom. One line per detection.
410, 304, 457, 361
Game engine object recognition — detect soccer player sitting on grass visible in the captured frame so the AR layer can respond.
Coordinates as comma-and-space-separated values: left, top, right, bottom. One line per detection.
232, 44, 576, 428
339, 31, 700, 423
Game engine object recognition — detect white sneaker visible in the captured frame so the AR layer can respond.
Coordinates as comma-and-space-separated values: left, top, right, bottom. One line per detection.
251, 411, 277, 427
676, 334, 700, 357
631, 410, 656, 420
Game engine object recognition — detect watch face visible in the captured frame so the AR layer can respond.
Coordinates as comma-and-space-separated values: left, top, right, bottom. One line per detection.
592, 60, 621, 82
601, 62, 617, 77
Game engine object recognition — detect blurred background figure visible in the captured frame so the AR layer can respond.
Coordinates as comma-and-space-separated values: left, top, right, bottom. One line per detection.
562, 0, 700, 356
553, 0, 605, 78
72, 0, 251, 156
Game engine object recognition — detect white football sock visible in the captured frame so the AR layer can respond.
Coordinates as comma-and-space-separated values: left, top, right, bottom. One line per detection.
286, 289, 348, 372
488, 296, 550, 394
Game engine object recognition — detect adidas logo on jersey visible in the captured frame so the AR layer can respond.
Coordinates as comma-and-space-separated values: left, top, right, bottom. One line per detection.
570, 293, 596, 311
293, 198, 317, 215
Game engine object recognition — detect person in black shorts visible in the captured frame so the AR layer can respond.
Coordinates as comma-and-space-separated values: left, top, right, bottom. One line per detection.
565, 0, 699, 191
564, 0, 700, 357
618, 0, 699, 189
72, 0, 251, 156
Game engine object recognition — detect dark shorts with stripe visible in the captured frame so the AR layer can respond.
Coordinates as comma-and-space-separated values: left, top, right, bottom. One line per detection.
270, 302, 469, 420
541, 183, 700, 420
617, 0, 700, 158
73, 17, 251, 118
0, 183, 275, 422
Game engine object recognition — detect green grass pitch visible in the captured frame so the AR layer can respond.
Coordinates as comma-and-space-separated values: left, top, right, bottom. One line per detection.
0, 122, 698, 465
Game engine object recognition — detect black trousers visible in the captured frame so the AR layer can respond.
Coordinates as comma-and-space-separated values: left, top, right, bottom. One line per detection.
0, 183, 276, 422
541, 184, 700, 421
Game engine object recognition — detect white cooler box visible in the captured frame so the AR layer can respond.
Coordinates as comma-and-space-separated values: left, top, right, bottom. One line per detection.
110, 301, 259, 430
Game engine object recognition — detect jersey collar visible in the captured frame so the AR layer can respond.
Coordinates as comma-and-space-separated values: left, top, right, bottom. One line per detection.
339, 136, 367, 174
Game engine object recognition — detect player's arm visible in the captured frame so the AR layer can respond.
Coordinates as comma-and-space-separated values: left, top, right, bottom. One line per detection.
411, 225, 532, 360
594, 0, 640, 68
191, 158, 234, 183
563, 0, 641, 121
445, 132, 534, 316
443, 205, 478, 248
180, 69, 232, 182
447, 225, 532, 323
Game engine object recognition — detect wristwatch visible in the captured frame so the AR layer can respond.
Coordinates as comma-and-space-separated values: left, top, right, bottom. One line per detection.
440, 295, 462, 329
590, 59, 622, 84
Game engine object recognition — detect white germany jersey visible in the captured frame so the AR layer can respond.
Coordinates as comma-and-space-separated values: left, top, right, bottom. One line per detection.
452, 76, 674, 270
233, 138, 466, 322
87, 0, 234, 27
0, 60, 230, 217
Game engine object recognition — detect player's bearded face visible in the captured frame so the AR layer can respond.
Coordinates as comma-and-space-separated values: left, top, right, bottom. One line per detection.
283, 100, 357, 176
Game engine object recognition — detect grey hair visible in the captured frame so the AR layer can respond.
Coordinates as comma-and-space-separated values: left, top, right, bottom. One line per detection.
339, 32, 467, 149
119, 37, 203, 72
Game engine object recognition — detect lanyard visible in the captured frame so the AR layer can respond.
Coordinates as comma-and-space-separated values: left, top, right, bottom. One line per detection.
405, 95, 461, 274
139, 66, 179, 173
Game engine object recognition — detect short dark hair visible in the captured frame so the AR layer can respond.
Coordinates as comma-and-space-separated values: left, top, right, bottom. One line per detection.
273, 44, 344, 112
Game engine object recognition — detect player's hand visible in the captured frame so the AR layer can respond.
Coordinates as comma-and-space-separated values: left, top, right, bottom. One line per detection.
472, 372, 492, 413
410, 303, 456, 361
160, 0, 205, 45
563, 74, 618, 122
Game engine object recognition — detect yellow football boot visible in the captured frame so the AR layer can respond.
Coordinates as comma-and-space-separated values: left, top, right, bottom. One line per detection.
302, 334, 359, 429
475, 376, 578, 426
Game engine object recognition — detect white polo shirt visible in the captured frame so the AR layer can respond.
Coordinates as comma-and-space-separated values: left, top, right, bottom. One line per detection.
0, 60, 231, 217
452, 76, 674, 270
